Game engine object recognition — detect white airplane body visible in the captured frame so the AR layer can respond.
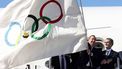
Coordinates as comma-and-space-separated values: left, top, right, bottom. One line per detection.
0, 7, 122, 68
84, 7, 122, 52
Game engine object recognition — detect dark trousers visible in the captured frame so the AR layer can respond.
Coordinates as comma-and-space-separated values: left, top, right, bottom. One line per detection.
71, 50, 89, 69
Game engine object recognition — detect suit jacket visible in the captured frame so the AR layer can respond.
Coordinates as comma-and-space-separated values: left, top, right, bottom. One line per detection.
71, 50, 89, 69
50, 55, 71, 69
118, 51, 122, 66
88, 43, 103, 68
100, 50, 118, 69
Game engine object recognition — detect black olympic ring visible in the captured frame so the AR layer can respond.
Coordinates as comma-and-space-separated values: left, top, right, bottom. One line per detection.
27, 15, 39, 33
31, 16, 51, 33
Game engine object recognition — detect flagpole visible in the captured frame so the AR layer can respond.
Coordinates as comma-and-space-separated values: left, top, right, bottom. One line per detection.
78, 0, 87, 31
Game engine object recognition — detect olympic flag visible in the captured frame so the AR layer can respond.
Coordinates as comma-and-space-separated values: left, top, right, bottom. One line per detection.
0, 0, 87, 68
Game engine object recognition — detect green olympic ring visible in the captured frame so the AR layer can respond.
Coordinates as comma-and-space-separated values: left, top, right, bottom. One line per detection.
31, 24, 52, 40
31, 16, 52, 40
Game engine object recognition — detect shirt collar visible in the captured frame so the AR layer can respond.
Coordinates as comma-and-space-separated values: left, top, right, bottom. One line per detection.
106, 49, 111, 51
105, 48, 112, 51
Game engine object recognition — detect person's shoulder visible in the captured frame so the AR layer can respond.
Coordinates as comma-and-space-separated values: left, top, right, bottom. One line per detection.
118, 51, 122, 61
111, 50, 118, 53
111, 50, 118, 56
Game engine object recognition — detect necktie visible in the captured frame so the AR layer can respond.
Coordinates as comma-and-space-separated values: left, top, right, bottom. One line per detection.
106, 51, 109, 56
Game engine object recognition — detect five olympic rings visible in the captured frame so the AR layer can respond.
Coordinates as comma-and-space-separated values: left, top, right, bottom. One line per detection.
5, 0, 63, 46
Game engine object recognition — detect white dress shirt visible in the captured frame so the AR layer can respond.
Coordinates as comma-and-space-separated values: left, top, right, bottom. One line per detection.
105, 49, 112, 56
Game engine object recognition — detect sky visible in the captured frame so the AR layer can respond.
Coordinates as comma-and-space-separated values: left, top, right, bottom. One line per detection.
0, 0, 12, 8
1, 0, 122, 8
80, 0, 122, 7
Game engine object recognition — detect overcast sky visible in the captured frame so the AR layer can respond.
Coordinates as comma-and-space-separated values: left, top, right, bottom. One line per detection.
1, 0, 122, 8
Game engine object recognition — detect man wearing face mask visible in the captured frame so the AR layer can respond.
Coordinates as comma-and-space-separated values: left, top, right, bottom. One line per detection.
100, 38, 118, 69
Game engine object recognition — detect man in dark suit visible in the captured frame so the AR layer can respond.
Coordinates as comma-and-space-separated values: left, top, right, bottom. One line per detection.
87, 35, 103, 69
100, 38, 118, 69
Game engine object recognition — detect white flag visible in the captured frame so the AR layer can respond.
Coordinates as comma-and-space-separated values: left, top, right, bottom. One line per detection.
0, 0, 87, 68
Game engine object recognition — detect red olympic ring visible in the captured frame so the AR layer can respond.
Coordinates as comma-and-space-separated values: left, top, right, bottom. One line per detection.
40, 0, 63, 24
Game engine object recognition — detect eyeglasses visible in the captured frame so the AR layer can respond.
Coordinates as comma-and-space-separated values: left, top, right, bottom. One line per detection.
104, 42, 110, 43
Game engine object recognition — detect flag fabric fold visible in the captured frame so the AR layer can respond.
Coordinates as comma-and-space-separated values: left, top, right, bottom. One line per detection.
0, 0, 34, 28
0, 0, 87, 68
